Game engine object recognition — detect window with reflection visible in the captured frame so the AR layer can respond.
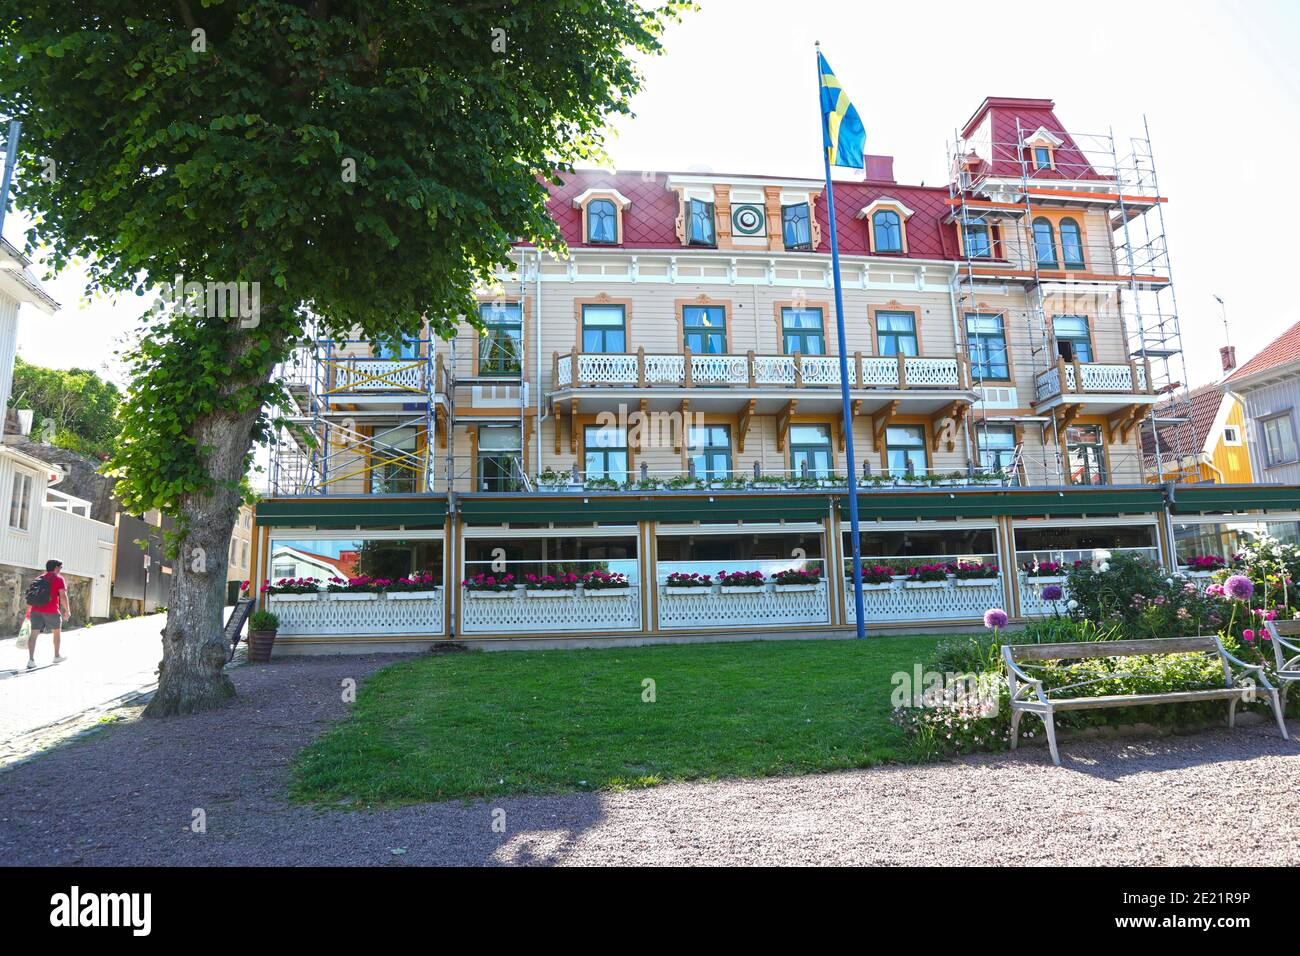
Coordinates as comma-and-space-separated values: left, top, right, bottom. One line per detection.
586, 198, 618, 244
977, 425, 1017, 472
782, 307, 825, 355
789, 424, 833, 478
1066, 424, 1106, 485
584, 424, 629, 482
885, 425, 928, 478
875, 311, 918, 357
873, 210, 902, 252
963, 221, 992, 258
966, 313, 1009, 380
683, 305, 726, 354
1059, 218, 1084, 268
582, 304, 626, 353
783, 202, 812, 251
1033, 217, 1058, 267
267, 536, 443, 584
1053, 315, 1093, 363
478, 302, 523, 375
689, 425, 732, 480
687, 199, 716, 246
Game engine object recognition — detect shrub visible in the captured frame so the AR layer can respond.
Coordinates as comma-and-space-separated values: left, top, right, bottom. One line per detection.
249, 609, 279, 631
772, 566, 822, 586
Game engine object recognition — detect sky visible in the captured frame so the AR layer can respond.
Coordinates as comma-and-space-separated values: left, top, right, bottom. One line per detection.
8, 0, 1300, 391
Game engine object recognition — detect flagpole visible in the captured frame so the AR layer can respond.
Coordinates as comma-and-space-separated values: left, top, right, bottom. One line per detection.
815, 42, 866, 639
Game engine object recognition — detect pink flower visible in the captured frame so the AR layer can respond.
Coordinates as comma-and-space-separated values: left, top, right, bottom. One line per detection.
984, 608, 1009, 630
1243, 629, 1256, 642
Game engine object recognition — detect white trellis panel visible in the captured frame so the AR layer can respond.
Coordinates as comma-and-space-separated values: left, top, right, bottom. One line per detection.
657, 582, 831, 630
843, 578, 1002, 625
1017, 576, 1071, 618
271, 591, 445, 636
460, 587, 642, 634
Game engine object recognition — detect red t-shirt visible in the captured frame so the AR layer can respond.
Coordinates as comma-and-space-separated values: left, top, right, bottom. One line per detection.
33, 573, 66, 615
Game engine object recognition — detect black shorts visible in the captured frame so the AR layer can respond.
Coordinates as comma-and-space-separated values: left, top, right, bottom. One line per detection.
29, 611, 62, 631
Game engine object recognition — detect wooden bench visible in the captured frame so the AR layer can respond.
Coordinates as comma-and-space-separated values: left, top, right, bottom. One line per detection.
1264, 619, 1300, 702
1003, 636, 1290, 766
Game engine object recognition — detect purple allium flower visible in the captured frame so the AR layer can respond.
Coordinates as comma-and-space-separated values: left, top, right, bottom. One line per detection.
1224, 574, 1255, 601
984, 608, 1009, 630
1041, 585, 1063, 601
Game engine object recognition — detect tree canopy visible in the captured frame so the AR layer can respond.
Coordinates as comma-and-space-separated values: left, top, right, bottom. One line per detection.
10, 357, 123, 459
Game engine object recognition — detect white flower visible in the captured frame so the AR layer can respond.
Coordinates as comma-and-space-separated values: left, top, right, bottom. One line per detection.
1165, 578, 1174, 586
1067, 599, 1079, 610
1099, 563, 1111, 573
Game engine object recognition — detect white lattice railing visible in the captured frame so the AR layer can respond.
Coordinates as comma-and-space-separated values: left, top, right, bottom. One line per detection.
460, 586, 642, 634
657, 581, 831, 630
329, 359, 427, 393
269, 591, 445, 637
557, 352, 964, 391
843, 577, 1004, 625
1035, 362, 1147, 400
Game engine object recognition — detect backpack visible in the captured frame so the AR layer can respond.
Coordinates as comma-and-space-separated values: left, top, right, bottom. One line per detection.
25, 574, 52, 607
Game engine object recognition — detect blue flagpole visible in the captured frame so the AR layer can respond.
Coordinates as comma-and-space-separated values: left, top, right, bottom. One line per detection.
815, 44, 866, 638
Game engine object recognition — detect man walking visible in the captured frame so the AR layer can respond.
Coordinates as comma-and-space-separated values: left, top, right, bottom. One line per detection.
26, 559, 69, 670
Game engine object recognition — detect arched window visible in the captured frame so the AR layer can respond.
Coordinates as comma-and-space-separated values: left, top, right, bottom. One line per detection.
873, 210, 902, 252
1059, 218, 1084, 269
1032, 217, 1057, 268
587, 198, 618, 244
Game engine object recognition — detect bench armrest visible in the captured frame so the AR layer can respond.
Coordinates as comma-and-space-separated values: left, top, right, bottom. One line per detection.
1266, 625, 1300, 670
1002, 648, 1049, 705
1216, 640, 1277, 691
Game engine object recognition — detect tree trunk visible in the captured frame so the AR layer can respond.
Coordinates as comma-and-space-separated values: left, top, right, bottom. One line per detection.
144, 325, 283, 718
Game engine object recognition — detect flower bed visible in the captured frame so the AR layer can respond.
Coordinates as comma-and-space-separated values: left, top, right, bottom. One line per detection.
771, 567, 822, 592
524, 573, 579, 596
718, 570, 766, 593
580, 570, 630, 594
462, 572, 517, 597
264, 577, 321, 600
386, 572, 441, 599
905, 564, 949, 588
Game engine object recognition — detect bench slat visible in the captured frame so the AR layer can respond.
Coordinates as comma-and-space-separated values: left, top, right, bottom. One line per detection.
1271, 620, 1300, 636
1007, 636, 1218, 660
1049, 688, 1244, 710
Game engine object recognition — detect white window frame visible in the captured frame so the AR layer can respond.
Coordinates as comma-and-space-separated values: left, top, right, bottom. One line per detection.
8, 469, 35, 532
1222, 424, 1242, 447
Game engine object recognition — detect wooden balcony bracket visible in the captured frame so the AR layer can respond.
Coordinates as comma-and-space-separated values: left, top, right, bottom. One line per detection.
872, 399, 900, 446
738, 399, 756, 454
776, 400, 798, 452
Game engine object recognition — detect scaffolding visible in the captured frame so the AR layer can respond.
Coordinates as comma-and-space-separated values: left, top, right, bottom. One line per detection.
268, 318, 448, 496
947, 111, 1195, 486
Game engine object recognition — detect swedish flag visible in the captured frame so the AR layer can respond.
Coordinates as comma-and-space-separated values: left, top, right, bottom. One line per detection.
818, 52, 865, 169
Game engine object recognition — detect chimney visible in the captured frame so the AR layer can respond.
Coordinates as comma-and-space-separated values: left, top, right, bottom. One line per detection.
864, 155, 895, 183
1220, 345, 1237, 374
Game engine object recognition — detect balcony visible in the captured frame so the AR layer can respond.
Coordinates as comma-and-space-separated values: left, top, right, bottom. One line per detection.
551, 349, 975, 417
1033, 359, 1159, 420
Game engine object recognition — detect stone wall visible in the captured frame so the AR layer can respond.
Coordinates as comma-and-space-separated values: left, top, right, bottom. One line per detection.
1, 563, 92, 635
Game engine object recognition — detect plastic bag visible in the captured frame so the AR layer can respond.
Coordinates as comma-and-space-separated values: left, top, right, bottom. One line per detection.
16, 612, 31, 649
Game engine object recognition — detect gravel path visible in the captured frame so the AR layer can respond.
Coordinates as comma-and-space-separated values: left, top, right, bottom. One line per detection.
1, 654, 1297, 866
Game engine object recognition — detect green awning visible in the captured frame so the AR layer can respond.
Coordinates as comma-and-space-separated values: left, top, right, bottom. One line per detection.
1168, 484, 1300, 515
256, 496, 447, 528
458, 494, 834, 525
836, 487, 1167, 519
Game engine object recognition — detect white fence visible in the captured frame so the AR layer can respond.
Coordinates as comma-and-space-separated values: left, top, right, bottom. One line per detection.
1035, 362, 1148, 400
844, 577, 1003, 625
37, 506, 115, 619
657, 581, 831, 630
558, 352, 962, 390
460, 586, 642, 634
270, 590, 446, 637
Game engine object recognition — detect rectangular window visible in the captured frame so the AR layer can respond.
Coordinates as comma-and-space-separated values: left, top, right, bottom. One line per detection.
875, 311, 918, 357
885, 425, 928, 478
372, 333, 418, 360
1033, 146, 1052, 169
1262, 413, 1299, 466
977, 425, 1018, 473
683, 305, 727, 355
965, 313, 1010, 380
689, 424, 732, 481
1222, 425, 1242, 447
270, 537, 443, 584
7, 471, 33, 531
781, 307, 826, 355
369, 427, 420, 494
963, 222, 992, 258
782, 202, 812, 251
477, 424, 523, 491
478, 302, 523, 376
1053, 315, 1093, 363
687, 199, 716, 246
584, 424, 629, 483
582, 304, 626, 353
789, 424, 833, 479
1066, 424, 1107, 485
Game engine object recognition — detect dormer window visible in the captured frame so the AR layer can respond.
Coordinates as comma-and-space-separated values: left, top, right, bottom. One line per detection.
782, 202, 812, 251
857, 197, 914, 255
573, 188, 632, 246
1023, 127, 1064, 172
587, 199, 617, 244
687, 198, 716, 246
1033, 147, 1052, 169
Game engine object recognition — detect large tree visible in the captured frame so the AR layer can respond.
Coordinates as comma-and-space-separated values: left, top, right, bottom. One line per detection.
10, 357, 123, 458
0, 1, 683, 715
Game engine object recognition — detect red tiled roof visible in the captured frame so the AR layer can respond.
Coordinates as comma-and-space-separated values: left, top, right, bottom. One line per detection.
1227, 318, 1300, 384
539, 169, 961, 261
961, 96, 1101, 182
1143, 383, 1226, 458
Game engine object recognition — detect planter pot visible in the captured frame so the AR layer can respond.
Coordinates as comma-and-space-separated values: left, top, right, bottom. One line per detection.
955, 578, 1000, 588
1025, 575, 1066, 585
773, 584, 818, 593
1181, 570, 1215, 579
526, 589, 576, 598
329, 592, 379, 601
858, 582, 895, 590
465, 589, 518, 599
904, 580, 949, 589
388, 590, 441, 600
664, 586, 711, 595
248, 629, 276, 662
720, 585, 767, 594
581, 587, 632, 598
269, 592, 317, 602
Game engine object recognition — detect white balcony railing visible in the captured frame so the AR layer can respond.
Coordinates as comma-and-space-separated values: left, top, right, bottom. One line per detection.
1034, 361, 1149, 401
555, 351, 966, 390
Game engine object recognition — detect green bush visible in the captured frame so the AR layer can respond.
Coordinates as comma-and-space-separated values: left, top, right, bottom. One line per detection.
250, 609, 279, 631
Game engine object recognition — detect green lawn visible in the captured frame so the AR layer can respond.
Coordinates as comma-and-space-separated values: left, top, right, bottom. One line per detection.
291, 634, 956, 805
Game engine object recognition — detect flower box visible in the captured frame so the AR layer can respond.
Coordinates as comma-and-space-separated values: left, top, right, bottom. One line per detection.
388, 590, 441, 600
664, 585, 710, 596
465, 589, 519, 599
773, 583, 818, 593
329, 592, 379, 601
580, 587, 631, 597
955, 578, 999, 588
526, 589, 576, 598
859, 582, 895, 591
904, 580, 948, 589
720, 585, 767, 594
1181, 570, 1214, 579
269, 592, 317, 602
1026, 575, 1066, 585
